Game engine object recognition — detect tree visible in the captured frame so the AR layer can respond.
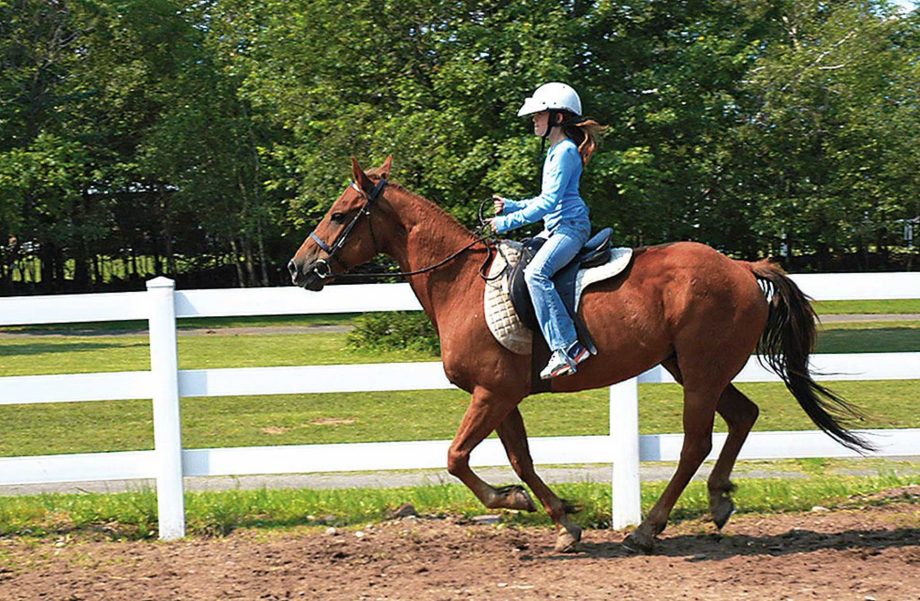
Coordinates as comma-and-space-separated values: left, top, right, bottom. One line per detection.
2, 0, 916, 294
735, 0, 919, 268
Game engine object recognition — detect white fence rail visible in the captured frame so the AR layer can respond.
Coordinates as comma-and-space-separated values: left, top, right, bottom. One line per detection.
1, 274, 919, 539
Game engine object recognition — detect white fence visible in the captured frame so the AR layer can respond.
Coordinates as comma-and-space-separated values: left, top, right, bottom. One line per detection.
1, 273, 919, 540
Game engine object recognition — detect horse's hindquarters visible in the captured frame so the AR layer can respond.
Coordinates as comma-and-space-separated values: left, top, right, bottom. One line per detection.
552, 242, 768, 393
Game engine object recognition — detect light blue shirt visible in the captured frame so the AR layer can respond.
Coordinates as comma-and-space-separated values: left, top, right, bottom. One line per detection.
493, 138, 590, 235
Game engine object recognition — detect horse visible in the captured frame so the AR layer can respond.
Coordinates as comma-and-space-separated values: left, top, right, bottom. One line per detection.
288, 156, 871, 553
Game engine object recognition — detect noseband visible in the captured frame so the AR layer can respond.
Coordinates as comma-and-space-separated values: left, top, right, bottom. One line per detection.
308, 178, 387, 279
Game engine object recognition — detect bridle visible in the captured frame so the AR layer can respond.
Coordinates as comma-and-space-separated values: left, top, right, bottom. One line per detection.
307, 178, 387, 279
306, 179, 506, 282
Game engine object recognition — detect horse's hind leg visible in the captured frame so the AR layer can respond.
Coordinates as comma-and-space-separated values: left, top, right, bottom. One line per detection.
657, 360, 760, 530
625, 363, 720, 553
708, 384, 759, 529
496, 408, 582, 552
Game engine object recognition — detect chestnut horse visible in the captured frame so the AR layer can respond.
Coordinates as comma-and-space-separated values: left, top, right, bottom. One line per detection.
289, 157, 870, 553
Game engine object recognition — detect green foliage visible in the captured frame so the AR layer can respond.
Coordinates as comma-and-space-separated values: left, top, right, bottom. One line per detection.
0, 0, 286, 289
347, 312, 441, 355
1, 0, 918, 293
733, 0, 920, 267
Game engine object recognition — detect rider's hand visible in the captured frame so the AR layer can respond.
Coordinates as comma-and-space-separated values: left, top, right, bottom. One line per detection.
492, 194, 506, 215
487, 218, 499, 233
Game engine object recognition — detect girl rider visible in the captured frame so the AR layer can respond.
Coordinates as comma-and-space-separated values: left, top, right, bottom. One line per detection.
489, 82, 607, 379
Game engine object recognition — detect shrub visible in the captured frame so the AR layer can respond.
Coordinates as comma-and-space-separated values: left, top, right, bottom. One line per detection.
347, 312, 440, 355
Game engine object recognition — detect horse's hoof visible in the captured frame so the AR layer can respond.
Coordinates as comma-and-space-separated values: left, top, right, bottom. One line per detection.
710, 496, 735, 530
495, 485, 537, 512
711, 497, 735, 530
623, 530, 656, 554
554, 524, 582, 553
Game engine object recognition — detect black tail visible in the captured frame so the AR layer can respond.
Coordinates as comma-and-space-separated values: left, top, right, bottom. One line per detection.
751, 260, 875, 453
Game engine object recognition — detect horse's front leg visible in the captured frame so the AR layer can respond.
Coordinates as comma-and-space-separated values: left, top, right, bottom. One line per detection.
497, 408, 582, 552
446, 387, 534, 512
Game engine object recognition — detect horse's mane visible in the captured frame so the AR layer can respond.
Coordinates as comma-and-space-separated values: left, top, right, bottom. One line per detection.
372, 177, 479, 243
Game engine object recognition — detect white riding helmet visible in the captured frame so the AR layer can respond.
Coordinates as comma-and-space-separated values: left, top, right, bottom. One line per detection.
517, 82, 582, 117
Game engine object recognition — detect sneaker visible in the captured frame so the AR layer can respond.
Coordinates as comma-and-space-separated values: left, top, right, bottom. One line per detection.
540, 349, 576, 380
539, 342, 592, 381
567, 342, 591, 366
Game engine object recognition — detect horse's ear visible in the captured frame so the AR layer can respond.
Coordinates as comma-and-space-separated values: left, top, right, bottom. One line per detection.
378, 155, 393, 179
351, 156, 373, 193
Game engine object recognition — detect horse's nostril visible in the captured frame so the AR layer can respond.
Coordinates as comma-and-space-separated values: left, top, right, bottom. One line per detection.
287, 259, 297, 277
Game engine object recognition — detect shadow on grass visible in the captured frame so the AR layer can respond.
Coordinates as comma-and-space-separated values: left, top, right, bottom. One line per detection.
816, 326, 920, 353
0, 341, 136, 356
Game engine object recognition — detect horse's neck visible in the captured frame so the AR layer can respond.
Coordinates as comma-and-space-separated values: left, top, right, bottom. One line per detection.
381, 188, 483, 324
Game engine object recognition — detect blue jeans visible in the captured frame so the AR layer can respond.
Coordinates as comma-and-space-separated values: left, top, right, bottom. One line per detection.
524, 224, 590, 353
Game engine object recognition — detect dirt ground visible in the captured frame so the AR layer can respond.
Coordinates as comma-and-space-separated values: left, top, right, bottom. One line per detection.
1, 498, 917, 601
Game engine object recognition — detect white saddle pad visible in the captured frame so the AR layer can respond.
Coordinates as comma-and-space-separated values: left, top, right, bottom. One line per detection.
483, 240, 633, 355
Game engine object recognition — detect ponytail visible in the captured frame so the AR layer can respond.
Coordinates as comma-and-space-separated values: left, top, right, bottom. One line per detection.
559, 112, 607, 166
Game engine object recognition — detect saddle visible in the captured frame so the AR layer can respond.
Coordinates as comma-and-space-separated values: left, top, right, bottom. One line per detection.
509, 227, 615, 356
482, 228, 634, 392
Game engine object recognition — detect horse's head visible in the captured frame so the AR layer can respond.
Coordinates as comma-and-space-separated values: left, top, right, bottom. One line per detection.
288, 156, 393, 290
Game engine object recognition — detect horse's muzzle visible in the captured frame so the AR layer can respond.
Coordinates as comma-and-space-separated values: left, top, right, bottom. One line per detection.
288, 258, 327, 291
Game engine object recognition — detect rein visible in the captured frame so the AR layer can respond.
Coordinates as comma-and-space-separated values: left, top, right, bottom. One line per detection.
308, 180, 506, 282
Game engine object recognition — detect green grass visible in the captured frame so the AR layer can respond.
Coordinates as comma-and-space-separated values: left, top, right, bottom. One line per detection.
1, 319, 917, 377
0, 472, 915, 540
815, 320, 920, 353
0, 314, 917, 543
813, 298, 920, 314
0, 331, 434, 376
0, 379, 916, 457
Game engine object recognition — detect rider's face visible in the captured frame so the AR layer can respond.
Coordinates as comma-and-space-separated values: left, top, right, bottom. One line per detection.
532, 111, 550, 136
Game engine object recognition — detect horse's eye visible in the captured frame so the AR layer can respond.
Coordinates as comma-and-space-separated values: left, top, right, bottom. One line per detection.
330, 212, 346, 224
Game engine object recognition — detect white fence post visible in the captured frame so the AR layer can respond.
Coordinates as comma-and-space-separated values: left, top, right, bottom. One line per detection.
146, 277, 185, 540
610, 378, 642, 529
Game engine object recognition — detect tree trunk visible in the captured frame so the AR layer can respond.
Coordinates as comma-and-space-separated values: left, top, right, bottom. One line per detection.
229, 238, 246, 287
93, 254, 102, 286
242, 236, 256, 287
39, 241, 56, 290
876, 230, 889, 268
152, 236, 163, 276
134, 249, 140, 278
246, 105, 270, 287
54, 244, 65, 285
256, 220, 270, 286
73, 237, 90, 291
160, 187, 177, 276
